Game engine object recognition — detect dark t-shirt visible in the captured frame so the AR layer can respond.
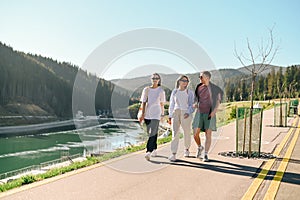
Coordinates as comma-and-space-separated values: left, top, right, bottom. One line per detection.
197, 84, 212, 114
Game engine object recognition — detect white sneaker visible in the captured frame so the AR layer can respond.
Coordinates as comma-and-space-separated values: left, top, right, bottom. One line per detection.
184, 149, 190, 157
145, 152, 151, 161
151, 150, 157, 157
203, 154, 209, 162
196, 146, 204, 159
168, 154, 176, 162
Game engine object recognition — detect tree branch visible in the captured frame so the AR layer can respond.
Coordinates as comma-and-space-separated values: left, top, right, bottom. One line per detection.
234, 27, 278, 76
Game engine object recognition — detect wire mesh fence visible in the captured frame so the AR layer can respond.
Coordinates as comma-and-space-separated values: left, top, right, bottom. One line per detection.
274, 103, 287, 127
0, 153, 83, 182
236, 107, 263, 157
288, 99, 299, 117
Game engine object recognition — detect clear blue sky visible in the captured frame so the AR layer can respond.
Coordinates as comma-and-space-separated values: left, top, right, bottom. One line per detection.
1, 0, 299, 79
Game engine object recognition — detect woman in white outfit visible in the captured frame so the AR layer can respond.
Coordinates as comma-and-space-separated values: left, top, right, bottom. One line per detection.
168, 75, 194, 161
138, 73, 166, 161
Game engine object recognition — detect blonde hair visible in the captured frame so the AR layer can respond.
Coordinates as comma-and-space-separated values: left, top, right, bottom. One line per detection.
175, 75, 189, 89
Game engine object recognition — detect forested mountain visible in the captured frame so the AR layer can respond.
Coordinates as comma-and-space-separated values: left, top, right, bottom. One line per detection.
0, 42, 127, 118
111, 68, 247, 98
237, 64, 284, 76
111, 68, 244, 92
224, 65, 300, 101
112, 65, 300, 102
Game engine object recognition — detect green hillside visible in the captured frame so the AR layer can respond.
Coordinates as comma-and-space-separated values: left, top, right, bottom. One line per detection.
0, 42, 127, 120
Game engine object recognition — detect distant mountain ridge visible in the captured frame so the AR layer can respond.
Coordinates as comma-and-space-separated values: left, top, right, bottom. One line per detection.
110, 65, 286, 93
237, 64, 284, 76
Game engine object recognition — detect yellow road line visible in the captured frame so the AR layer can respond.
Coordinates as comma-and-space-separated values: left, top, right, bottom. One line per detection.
242, 117, 298, 200
263, 121, 300, 200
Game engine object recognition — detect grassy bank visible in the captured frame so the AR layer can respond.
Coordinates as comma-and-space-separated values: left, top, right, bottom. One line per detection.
217, 101, 274, 126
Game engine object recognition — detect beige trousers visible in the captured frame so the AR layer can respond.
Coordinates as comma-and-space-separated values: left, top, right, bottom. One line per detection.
170, 109, 192, 154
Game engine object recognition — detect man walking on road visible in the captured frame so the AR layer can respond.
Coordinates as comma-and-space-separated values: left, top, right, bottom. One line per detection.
192, 71, 223, 162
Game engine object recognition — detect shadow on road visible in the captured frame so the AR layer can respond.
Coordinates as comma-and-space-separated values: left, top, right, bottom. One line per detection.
150, 157, 300, 185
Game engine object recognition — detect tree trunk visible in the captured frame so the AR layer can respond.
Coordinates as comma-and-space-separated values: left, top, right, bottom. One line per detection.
248, 73, 256, 157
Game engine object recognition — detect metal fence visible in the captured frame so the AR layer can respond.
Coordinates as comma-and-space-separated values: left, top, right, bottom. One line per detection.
274, 103, 287, 127
0, 153, 83, 182
0, 165, 41, 181
40, 153, 82, 169
288, 99, 299, 117
236, 107, 263, 156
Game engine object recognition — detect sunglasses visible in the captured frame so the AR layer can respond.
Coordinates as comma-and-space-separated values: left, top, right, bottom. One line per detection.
151, 77, 160, 80
180, 79, 189, 82
199, 76, 203, 79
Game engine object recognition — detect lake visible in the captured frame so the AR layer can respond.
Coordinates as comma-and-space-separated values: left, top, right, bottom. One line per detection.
0, 120, 146, 175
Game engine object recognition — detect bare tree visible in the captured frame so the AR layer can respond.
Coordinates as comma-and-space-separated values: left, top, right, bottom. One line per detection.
234, 27, 279, 156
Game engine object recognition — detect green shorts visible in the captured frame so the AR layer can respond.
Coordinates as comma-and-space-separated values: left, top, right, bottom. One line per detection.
192, 112, 216, 131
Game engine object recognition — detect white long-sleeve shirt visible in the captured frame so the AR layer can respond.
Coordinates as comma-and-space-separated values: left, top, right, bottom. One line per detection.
168, 88, 194, 118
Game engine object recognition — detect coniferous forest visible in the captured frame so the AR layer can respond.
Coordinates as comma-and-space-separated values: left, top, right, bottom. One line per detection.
0, 42, 129, 119
224, 66, 300, 102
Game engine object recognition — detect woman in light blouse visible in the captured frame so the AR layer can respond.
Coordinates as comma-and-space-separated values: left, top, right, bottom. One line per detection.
168, 75, 194, 161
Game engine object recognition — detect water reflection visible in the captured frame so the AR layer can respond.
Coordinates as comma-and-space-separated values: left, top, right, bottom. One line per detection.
0, 121, 145, 174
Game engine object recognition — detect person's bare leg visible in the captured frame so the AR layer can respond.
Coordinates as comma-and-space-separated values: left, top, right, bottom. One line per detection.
203, 129, 212, 161
193, 128, 201, 146
204, 129, 212, 153
194, 128, 204, 158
